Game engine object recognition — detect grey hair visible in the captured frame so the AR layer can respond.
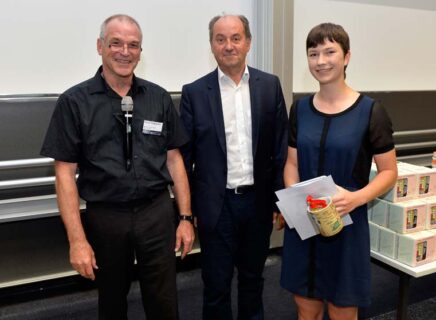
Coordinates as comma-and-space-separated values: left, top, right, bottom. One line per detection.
99, 14, 143, 42
208, 14, 252, 42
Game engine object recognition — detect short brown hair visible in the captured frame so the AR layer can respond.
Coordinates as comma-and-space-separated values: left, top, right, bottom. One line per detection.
208, 14, 252, 42
306, 22, 349, 55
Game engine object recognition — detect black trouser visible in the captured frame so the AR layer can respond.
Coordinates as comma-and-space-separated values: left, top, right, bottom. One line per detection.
84, 191, 178, 320
199, 189, 273, 320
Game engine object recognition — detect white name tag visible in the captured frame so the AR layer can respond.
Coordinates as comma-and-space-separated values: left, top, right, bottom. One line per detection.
143, 120, 163, 135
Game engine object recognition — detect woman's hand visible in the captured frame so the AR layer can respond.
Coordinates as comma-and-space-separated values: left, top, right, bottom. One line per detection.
331, 186, 364, 216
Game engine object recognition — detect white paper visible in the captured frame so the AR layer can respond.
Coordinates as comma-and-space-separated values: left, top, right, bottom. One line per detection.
276, 175, 353, 240
276, 201, 294, 228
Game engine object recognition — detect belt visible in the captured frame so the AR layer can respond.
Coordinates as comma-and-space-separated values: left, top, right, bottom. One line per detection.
227, 185, 255, 195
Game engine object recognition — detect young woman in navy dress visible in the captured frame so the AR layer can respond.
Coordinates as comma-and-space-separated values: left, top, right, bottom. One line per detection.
279, 23, 398, 320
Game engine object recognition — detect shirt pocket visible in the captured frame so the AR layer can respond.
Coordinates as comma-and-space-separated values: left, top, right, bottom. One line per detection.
134, 117, 167, 155
85, 113, 123, 163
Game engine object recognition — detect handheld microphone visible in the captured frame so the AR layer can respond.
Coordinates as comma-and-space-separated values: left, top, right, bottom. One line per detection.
121, 96, 134, 171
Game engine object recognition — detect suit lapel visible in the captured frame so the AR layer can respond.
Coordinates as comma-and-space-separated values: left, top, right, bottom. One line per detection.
249, 67, 261, 157
206, 70, 226, 154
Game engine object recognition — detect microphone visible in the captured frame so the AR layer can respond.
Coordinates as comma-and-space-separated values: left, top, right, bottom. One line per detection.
121, 96, 134, 171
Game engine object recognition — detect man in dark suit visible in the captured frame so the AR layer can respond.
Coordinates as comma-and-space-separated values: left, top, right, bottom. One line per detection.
180, 14, 288, 320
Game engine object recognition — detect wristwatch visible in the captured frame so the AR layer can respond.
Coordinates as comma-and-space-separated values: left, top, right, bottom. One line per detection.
178, 214, 194, 224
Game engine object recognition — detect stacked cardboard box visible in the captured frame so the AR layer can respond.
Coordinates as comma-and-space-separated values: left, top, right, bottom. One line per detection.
369, 162, 436, 267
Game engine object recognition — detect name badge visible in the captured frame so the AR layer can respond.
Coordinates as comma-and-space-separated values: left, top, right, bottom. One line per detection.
143, 120, 163, 135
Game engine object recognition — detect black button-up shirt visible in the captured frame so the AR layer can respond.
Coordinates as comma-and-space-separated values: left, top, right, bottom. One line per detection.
41, 67, 188, 202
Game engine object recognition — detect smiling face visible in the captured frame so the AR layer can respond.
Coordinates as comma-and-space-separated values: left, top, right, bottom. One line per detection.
97, 18, 142, 81
210, 16, 251, 76
307, 39, 350, 85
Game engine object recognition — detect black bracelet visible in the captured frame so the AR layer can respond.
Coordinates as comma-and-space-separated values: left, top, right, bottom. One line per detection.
179, 215, 194, 223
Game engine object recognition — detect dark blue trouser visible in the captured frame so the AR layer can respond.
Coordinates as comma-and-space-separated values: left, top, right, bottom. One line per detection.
199, 189, 273, 320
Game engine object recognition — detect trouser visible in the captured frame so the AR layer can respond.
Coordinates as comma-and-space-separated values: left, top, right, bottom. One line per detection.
83, 190, 178, 320
199, 189, 273, 320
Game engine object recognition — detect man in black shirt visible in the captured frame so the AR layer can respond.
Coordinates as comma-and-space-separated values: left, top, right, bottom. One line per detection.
41, 14, 194, 320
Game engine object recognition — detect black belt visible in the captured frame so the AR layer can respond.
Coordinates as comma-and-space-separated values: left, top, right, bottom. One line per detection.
87, 189, 167, 209
227, 185, 255, 195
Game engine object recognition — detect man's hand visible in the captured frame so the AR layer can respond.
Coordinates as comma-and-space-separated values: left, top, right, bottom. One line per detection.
175, 221, 195, 259
69, 240, 98, 280
166, 149, 194, 259
273, 211, 286, 230
55, 161, 97, 280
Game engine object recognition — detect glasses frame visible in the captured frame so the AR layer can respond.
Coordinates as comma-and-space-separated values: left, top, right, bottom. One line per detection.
104, 39, 142, 53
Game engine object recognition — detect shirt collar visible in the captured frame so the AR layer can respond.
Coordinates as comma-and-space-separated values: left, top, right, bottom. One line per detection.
217, 65, 250, 84
89, 66, 147, 96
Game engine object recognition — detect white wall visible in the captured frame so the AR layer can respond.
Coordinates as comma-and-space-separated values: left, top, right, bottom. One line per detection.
0, 0, 254, 94
293, 0, 436, 92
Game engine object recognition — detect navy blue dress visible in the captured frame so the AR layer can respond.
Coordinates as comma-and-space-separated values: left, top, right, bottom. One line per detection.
281, 94, 394, 307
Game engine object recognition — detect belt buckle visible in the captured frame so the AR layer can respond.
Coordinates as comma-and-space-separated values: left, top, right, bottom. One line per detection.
234, 186, 243, 194
234, 185, 252, 194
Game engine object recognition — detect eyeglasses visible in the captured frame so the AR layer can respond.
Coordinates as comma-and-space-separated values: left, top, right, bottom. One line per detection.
107, 40, 142, 53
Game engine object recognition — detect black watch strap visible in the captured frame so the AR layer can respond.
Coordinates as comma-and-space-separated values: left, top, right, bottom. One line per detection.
179, 215, 194, 223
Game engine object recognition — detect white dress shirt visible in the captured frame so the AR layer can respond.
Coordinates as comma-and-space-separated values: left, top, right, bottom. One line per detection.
218, 66, 254, 189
